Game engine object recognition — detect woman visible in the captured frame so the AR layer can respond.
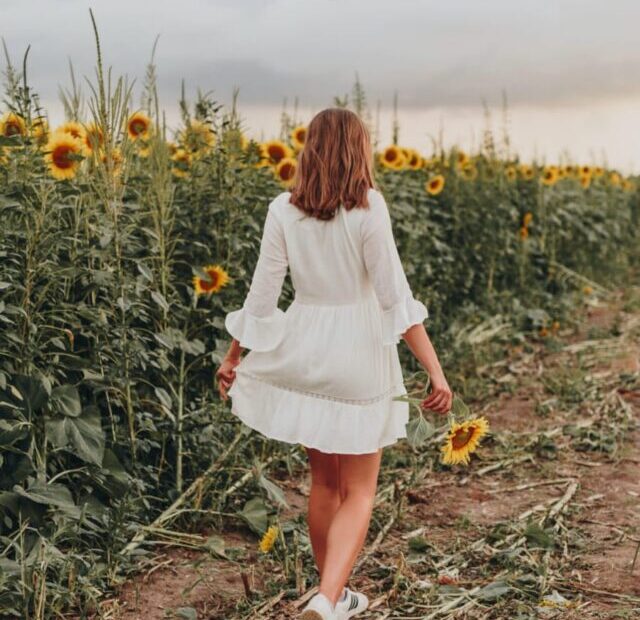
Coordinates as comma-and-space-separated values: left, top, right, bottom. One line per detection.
216, 108, 452, 620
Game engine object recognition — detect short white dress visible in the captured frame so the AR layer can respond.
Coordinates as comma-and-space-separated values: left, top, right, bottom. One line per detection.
224, 187, 429, 454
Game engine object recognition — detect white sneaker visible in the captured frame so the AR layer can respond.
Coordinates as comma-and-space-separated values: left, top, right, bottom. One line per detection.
334, 587, 369, 619
300, 592, 337, 620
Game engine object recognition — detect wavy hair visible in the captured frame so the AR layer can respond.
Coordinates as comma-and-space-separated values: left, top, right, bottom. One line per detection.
289, 108, 378, 220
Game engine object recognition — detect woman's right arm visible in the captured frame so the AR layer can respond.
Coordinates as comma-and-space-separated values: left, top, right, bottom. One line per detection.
402, 324, 452, 414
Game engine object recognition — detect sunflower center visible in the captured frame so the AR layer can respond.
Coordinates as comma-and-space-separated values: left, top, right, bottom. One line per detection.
200, 270, 219, 291
451, 427, 474, 450
52, 145, 75, 169
269, 146, 285, 162
279, 163, 295, 180
130, 120, 147, 136
5, 121, 22, 137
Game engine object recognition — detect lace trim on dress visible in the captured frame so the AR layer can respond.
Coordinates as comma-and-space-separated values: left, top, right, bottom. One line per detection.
237, 367, 406, 405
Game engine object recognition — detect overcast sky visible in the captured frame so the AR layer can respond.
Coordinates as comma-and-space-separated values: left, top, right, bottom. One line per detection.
2, 0, 640, 170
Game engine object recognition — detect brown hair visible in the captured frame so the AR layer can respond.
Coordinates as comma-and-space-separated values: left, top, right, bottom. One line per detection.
289, 107, 378, 220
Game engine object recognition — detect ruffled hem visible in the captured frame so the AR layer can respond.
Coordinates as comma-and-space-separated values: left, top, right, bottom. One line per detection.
382, 294, 429, 345
224, 306, 287, 352
227, 369, 409, 454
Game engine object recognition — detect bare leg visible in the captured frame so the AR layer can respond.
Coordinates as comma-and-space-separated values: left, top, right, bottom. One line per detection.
317, 449, 382, 607
304, 446, 343, 578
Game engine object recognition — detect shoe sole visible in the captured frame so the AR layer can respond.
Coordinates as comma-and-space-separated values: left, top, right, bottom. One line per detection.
300, 611, 325, 620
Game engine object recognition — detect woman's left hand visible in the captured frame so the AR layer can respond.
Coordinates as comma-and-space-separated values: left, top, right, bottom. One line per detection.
215, 355, 240, 401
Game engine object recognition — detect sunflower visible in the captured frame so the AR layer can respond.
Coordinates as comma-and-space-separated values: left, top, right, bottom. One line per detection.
193, 264, 230, 295
0, 111, 27, 138
579, 174, 591, 189
519, 164, 535, 180
0, 147, 10, 165
262, 140, 293, 166
127, 111, 152, 141
275, 157, 297, 187
523, 212, 533, 227
580, 165, 592, 177
222, 128, 248, 153
592, 166, 604, 178
441, 417, 489, 466
460, 164, 478, 181
422, 157, 436, 170
100, 147, 124, 176
56, 121, 87, 144
379, 145, 405, 170
83, 122, 105, 154
505, 166, 517, 181
609, 171, 621, 186
540, 165, 559, 186
30, 116, 49, 145
290, 125, 307, 150
44, 132, 85, 180
425, 174, 445, 196
259, 524, 279, 554
166, 141, 179, 157
406, 149, 423, 170
622, 178, 635, 192
519, 226, 529, 240
180, 119, 216, 157
171, 148, 192, 178
135, 140, 151, 158
455, 149, 470, 168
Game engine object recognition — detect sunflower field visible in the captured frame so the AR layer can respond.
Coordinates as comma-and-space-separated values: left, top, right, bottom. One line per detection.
0, 21, 639, 618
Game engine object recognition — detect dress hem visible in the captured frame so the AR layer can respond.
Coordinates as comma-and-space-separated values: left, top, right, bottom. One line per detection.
227, 369, 410, 455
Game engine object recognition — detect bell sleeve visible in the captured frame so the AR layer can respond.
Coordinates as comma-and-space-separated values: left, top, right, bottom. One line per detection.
362, 191, 429, 345
224, 199, 288, 352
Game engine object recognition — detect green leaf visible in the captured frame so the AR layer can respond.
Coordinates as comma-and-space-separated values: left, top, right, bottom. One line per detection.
154, 387, 173, 411
12, 375, 49, 416
136, 262, 153, 281
45, 406, 105, 466
51, 385, 82, 417
450, 394, 470, 418
204, 535, 227, 558
150, 290, 170, 312
175, 608, 197, 620
406, 413, 435, 448
238, 497, 268, 534
408, 535, 430, 552
475, 579, 512, 602
258, 474, 289, 509
524, 522, 555, 549
13, 482, 80, 518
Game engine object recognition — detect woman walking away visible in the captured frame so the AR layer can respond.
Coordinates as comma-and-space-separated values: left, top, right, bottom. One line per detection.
215, 108, 452, 620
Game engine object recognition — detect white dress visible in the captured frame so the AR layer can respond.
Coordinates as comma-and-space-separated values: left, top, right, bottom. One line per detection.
224, 187, 429, 454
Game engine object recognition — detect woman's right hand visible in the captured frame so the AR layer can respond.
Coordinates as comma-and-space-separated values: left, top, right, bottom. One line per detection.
420, 371, 453, 415
215, 355, 240, 401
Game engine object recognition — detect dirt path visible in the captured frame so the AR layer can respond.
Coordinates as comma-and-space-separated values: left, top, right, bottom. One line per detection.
107, 288, 640, 619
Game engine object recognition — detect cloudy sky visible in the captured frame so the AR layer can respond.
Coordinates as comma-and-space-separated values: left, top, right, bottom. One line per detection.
2, 0, 640, 170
